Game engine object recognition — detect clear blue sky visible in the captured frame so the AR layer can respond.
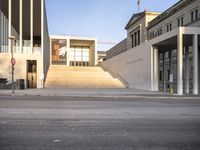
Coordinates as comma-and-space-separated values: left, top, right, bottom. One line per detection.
46, 0, 179, 51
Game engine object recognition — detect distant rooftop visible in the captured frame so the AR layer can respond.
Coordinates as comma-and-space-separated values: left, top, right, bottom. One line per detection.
125, 11, 160, 30
148, 0, 195, 29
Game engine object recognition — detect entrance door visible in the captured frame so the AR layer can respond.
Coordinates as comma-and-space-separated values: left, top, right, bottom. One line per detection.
27, 60, 37, 88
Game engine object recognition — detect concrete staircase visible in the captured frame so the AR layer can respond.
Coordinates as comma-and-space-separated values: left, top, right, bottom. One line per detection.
45, 66, 125, 88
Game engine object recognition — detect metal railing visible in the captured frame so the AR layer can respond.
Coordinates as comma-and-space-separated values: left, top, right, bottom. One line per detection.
99, 63, 129, 88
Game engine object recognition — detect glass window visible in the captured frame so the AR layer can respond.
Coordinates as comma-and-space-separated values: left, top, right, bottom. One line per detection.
191, 11, 194, 22
177, 19, 180, 27
195, 9, 198, 20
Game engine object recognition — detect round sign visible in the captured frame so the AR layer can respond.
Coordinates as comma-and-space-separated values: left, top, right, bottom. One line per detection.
11, 58, 16, 65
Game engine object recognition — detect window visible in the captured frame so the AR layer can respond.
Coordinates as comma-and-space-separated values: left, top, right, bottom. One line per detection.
137, 30, 140, 45
191, 11, 194, 22
166, 23, 172, 32
131, 34, 134, 48
148, 31, 154, 40
195, 9, 198, 20
181, 17, 184, 26
169, 24, 172, 31
130, 27, 140, 48
157, 28, 162, 36
177, 16, 184, 27
69, 46, 90, 66
159, 71, 163, 81
177, 19, 180, 27
191, 9, 199, 22
134, 32, 137, 47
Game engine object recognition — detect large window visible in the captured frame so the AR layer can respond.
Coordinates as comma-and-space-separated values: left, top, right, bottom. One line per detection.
69, 46, 90, 66
130, 27, 140, 48
157, 28, 163, 36
191, 8, 199, 22
166, 23, 172, 32
177, 16, 184, 27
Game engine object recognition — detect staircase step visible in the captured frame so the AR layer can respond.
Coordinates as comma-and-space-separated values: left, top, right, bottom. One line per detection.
45, 66, 125, 88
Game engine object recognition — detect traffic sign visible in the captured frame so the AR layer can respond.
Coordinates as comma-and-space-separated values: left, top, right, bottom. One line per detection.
11, 58, 16, 65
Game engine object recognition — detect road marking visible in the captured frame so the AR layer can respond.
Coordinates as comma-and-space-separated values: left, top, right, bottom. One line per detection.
53, 140, 61, 143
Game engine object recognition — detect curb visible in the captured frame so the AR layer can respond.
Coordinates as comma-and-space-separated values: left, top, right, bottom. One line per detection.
0, 93, 200, 100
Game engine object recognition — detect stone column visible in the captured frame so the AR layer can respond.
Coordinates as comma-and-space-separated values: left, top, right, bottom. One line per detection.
193, 34, 199, 95
0, 6, 1, 52
20, 0, 22, 53
153, 46, 159, 91
185, 46, 190, 94
177, 30, 183, 95
163, 52, 166, 93
41, 0, 44, 56
30, 0, 33, 53
8, 0, 11, 53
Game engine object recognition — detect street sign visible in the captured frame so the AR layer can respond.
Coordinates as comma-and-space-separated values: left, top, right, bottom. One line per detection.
11, 58, 16, 65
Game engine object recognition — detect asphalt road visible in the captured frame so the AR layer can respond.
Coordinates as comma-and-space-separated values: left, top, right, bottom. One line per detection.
0, 96, 200, 150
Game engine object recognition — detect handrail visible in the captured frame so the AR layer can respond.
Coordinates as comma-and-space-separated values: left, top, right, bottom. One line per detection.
99, 63, 129, 88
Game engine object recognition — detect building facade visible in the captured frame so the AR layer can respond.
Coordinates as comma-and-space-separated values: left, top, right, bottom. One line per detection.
0, 0, 49, 88
50, 35, 97, 67
102, 0, 200, 95
106, 38, 127, 60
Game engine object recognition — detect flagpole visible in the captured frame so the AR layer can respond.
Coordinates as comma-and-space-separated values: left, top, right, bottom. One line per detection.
137, 0, 140, 13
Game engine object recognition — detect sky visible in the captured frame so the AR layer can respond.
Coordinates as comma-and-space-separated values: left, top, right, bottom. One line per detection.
46, 0, 179, 51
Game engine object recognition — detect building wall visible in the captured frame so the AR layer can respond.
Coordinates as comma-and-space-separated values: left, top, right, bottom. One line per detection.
42, 0, 50, 82
106, 38, 127, 59
148, 0, 200, 38
102, 42, 152, 90
0, 53, 43, 88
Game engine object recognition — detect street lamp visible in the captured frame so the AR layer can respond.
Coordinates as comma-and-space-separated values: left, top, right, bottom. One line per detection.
9, 35, 16, 95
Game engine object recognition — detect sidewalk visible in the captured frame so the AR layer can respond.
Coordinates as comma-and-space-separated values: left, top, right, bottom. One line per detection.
0, 88, 200, 99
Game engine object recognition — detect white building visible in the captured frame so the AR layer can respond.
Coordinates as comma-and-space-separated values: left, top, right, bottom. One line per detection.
50, 35, 97, 67
0, 0, 49, 89
103, 0, 200, 95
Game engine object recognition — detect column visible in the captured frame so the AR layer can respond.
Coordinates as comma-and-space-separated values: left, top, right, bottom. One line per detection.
19, 0, 22, 53
193, 34, 199, 95
8, 0, 11, 53
153, 46, 159, 91
4, 14, 6, 52
2, 13, 4, 52
169, 50, 173, 92
40, 0, 44, 88
0, 7, 1, 52
66, 38, 70, 66
163, 52, 166, 93
41, 0, 44, 56
150, 46, 154, 91
185, 46, 190, 94
177, 30, 183, 95
30, 0, 33, 53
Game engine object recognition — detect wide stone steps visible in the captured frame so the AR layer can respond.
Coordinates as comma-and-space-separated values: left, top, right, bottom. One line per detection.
45, 66, 125, 88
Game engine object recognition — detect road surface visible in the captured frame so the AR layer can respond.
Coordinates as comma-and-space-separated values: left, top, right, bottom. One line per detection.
0, 96, 200, 150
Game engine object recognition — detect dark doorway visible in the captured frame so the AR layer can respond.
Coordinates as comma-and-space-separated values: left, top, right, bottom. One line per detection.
27, 60, 37, 88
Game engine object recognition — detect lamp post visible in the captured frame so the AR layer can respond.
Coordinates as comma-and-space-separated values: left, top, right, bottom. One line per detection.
9, 35, 16, 95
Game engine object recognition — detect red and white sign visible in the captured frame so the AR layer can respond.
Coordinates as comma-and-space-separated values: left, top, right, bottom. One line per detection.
11, 58, 16, 65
